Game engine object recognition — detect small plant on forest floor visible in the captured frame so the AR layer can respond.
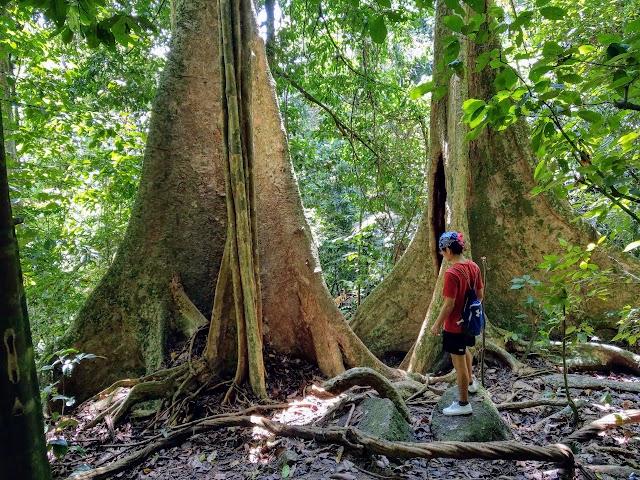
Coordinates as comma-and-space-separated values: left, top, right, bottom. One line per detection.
511, 237, 613, 423
39, 348, 103, 458
612, 306, 640, 352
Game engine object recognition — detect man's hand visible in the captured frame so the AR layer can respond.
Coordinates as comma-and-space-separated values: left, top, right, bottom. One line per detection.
430, 323, 440, 336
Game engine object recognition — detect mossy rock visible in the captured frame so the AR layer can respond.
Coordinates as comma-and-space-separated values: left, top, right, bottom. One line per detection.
357, 397, 413, 442
430, 386, 513, 442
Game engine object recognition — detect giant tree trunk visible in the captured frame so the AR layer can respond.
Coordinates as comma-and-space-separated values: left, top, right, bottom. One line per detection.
355, 0, 638, 370
67, 0, 398, 402
206, 0, 398, 381
62, 0, 228, 400
0, 108, 51, 480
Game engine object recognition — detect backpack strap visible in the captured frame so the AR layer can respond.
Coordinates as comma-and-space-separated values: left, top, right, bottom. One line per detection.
450, 264, 475, 291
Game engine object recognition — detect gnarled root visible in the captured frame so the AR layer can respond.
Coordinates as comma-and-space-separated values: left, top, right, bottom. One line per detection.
66, 408, 640, 480
549, 342, 640, 376
82, 361, 213, 428
323, 367, 411, 423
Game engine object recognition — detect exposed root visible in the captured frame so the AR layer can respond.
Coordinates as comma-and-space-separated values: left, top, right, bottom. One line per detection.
548, 341, 640, 375
485, 339, 534, 375
543, 374, 640, 393
80, 362, 218, 428
66, 406, 640, 480
533, 400, 588, 431
323, 367, 412, 423
496, 398, 570, 411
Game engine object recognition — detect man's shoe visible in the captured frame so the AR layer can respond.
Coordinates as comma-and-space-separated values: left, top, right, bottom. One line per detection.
443, 401, 473, 416
468, 380, 478, 393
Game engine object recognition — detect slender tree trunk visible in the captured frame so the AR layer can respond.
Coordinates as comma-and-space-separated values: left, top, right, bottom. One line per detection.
0, 104, 51, 480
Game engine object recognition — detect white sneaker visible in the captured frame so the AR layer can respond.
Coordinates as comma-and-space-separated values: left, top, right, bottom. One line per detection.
443, 401, 473, 416
468, 380, 478, 393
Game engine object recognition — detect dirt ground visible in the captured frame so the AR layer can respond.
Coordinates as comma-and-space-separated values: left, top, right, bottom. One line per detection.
49, 350, 640, 480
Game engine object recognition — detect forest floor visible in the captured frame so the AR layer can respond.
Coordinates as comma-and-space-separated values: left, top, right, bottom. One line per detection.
50, 350, 640, 480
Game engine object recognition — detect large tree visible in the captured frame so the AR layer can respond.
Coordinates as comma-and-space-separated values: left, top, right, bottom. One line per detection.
352, 0, 639, 371
64, 0, 397, 401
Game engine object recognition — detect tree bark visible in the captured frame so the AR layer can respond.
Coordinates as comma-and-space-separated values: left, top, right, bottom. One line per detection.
60, 0, 228, 401
0, 102, 51, 479
353, 0, 639, 366
66, 0, 399, 402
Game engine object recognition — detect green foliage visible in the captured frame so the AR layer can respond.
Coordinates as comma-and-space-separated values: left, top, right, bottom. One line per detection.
1, 1, 169, 355
413, 0, 640, 249
612, 306, 640, 347
39, 348, 98, 458
272, 0, 429, 303
511, 238, 612, 343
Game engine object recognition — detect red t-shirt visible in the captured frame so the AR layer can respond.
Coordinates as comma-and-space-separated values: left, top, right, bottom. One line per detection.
442, 260, 483, 333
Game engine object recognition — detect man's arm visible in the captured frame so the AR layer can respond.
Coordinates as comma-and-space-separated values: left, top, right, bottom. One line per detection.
477, 287, 484, 302
430, 296, 455, 336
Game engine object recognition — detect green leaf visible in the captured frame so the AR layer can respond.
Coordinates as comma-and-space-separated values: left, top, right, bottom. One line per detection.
578, 44, 596, 54
577, 109, 603, 123
444, 0, 465, 15
443, 38, 461, 64
462, 98, 486, 115
542, 41, 564, 56
624, 19, 640, 35
61, 26, 73, 44
376, 0, 391, 6
597, 33, 622, 44
410, 81, 435, 99
369, 15, 387, 44
539, 6, 566, 20
494, 66, 518, 90
623, 240, 640, 252
443, 15, 465, 32
282, 464, 291, 478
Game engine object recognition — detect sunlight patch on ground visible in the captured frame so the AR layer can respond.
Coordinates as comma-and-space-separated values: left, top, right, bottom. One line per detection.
247, 387, 343, 464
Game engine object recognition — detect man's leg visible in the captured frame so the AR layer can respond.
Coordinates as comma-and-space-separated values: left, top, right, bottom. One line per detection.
450, 352, 470, 403
465, 350, 473, 381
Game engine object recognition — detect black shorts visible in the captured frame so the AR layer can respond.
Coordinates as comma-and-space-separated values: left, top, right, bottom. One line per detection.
442, 330, 476, 355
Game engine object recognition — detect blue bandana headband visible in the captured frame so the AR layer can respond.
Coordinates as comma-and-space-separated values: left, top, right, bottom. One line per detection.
439, 231, 465, 249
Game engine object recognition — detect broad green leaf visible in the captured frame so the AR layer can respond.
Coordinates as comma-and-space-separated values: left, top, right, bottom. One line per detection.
410, 81, 435, 99
376, 0, 391, 7
542, 41, 564, 56
597, 33, 622, 44
624, 19, 640, 35
539, 6, 566, 20
443, 38, 461, 64
444, 0, 465, 16
462, 99, 485, 115
578, 44, 596, 54
369, 15, 387, 44
577, 109, 603, 123
494, 66, 518, 90
443, 14, 465, 32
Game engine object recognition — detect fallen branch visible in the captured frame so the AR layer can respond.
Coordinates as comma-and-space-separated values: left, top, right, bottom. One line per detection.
496, 398, 569, 411
543, 374, 640, 393
564, 409, 640, 444
548, 342, 640, 375
324, 368, 412, 423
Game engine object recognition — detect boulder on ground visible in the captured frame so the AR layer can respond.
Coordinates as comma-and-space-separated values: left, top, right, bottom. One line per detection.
357, 397, 413, 442
430, 386, 513, 442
